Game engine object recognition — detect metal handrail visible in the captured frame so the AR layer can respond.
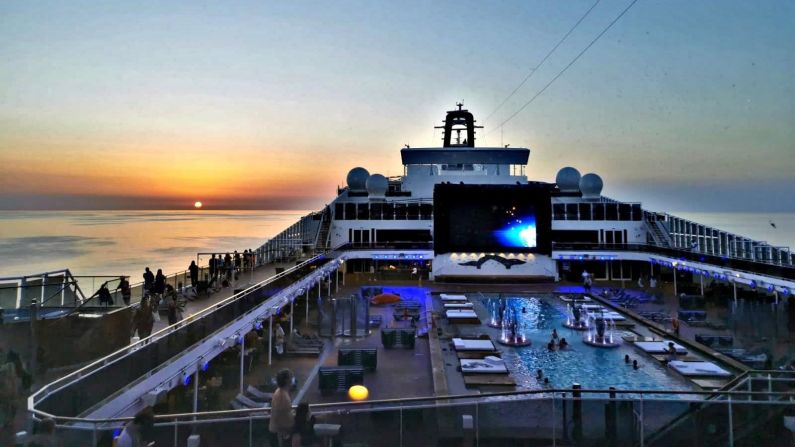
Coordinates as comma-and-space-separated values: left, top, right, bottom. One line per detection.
29, 370, 795, 424
28, 252, 335, 412
552, 242, 795, 281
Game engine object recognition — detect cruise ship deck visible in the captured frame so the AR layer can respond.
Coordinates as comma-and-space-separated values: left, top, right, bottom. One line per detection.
17, 106, 795, 446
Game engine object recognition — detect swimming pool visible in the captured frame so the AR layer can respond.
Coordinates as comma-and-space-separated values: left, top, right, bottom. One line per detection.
474, 294, 694, 392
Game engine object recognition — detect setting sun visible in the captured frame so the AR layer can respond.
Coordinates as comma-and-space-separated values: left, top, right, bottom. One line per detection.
194, 201, 203, 209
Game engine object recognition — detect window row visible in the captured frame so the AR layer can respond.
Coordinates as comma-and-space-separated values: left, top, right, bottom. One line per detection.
552, 202, 642, 221
334, 202, 433, 220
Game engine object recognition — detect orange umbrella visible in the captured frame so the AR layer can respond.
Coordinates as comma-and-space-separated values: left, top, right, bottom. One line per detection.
371, 293, 401, 305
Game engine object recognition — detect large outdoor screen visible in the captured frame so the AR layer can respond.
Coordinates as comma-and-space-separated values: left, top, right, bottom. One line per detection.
433, 183, 552, 254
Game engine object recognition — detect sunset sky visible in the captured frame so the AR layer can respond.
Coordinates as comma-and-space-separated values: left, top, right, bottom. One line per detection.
1, 1, 793, 211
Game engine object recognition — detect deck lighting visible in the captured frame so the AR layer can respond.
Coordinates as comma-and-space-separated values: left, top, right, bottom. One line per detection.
348, 385, 369, 401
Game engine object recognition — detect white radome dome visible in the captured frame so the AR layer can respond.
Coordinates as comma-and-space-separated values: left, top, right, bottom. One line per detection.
346, 167, 370, 192
579, 173, 603, 200
555, 167, 581, 193
365, 173, 388, 197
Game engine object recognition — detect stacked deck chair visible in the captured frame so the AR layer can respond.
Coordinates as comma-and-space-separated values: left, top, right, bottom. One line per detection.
230, 387, 271, 410
284, 334, 324, 356
381, 328, 415, 349
338, 348, 378, 371
318, 366, 364, 396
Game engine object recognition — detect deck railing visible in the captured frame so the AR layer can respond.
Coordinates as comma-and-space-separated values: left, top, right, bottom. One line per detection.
29, 254, 335, 419
552, 242, 795, 282
27, 371, 795, 447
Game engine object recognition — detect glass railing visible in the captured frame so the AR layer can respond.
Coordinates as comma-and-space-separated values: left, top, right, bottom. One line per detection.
30, 255, 334, 419
552, 242, 795, 281
30, 374, 795, 447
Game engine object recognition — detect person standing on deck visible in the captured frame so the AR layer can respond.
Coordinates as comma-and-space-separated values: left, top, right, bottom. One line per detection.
224, 253, 233, 281
142, 267, 154, 294
269, 369, 295, 447
153, 269, 166, 295
234, 250, 241, 275
209, 254, 218, 287
117, 276, 131, 306
189, 260, 199, 288
133, 298, 155, 341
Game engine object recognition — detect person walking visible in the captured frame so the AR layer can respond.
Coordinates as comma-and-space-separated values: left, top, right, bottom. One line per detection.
189, 260, 199, 288
269, 369, 295, 447
142, 267, 154, 294
117, 276, 131, 306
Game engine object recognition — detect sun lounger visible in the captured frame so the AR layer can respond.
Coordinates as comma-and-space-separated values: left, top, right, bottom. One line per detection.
235, 393, 270, 409
452, 338, 495, 351
668, 360, 732, 377
440, 294, 468, 301
446, 310, 478, 319
560, 295, 592, 303
635, 341, 687, 355
444, 302, 474, 309
246, 385, 273, 402
460, 357, 509, 374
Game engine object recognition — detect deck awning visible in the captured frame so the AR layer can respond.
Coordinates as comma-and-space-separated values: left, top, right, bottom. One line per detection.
400, 147, 530, 165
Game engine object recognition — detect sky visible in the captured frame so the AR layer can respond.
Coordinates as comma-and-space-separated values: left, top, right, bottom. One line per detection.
0, 0, 793, 211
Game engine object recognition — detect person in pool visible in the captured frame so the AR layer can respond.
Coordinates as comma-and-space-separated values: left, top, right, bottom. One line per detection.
559, 338, 569, 349
547, 341, 556, 351
552, 329, 559, 340
625, 354, 631, 364
543, 377, 550, 385
633, 360, 640, 370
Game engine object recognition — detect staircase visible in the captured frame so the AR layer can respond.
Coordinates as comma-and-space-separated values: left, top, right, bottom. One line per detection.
645, 212, 673, 248
314, 208, 331, 252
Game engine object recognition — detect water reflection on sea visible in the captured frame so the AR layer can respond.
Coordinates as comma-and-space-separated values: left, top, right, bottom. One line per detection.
0, 210, 307, 279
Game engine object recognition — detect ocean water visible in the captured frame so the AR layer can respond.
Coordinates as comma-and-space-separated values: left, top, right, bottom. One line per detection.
0, 210, 792, 280
0, 210, 307, 279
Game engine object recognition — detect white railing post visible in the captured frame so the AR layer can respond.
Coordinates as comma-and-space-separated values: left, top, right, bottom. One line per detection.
728, 396, 734, 447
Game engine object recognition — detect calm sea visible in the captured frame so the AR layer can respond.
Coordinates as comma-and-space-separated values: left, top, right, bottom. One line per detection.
0, 210, 793, 279
0, 210, 307, 279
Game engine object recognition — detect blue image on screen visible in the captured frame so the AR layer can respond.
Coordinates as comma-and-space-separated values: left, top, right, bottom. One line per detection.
495, 215, 537, 248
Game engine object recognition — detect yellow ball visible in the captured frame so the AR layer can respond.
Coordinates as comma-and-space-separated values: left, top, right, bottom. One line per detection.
348, 385, 369, 401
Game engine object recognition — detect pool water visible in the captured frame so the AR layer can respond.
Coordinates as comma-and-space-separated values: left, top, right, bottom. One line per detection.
475, 294, 694, 392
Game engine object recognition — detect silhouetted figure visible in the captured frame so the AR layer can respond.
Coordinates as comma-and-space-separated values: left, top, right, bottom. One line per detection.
143, 267, 154, 293
97, 284, 113, 306
154, 269, 166, 295
291, 402, 318, 447
167, 295, 180, 325
633, 360, 640, 370
224, 253, 233, 281
559, 338, 569, 349
117, 276, 131, 306
624, 354, 631, 364
209, 254, 217, 281
234, 250, 241, 273
134, 298, 155, 340
189, 260, 199, 287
